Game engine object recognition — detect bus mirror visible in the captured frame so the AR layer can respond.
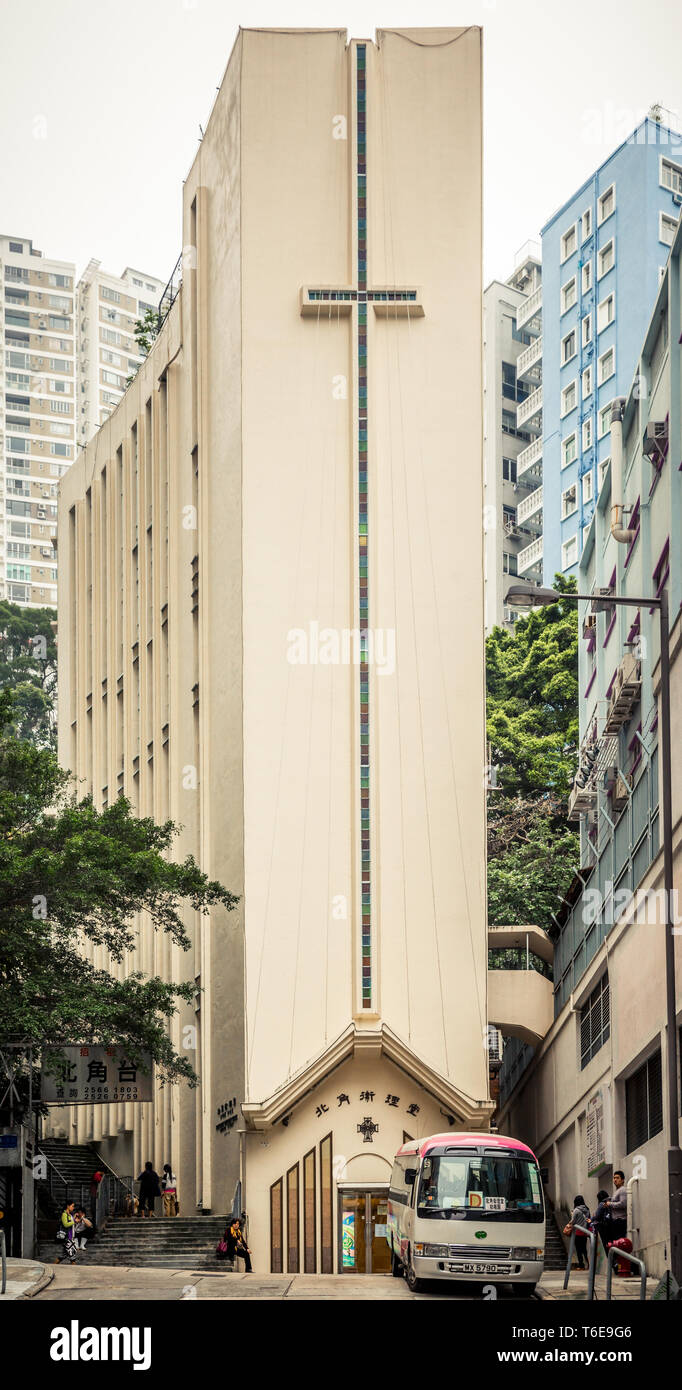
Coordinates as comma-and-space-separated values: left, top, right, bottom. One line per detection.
405, 1168, 417, 1186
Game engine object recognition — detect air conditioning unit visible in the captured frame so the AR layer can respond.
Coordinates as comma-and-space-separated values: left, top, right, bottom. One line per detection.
568, 780, 597, 820
643, 420, 668, 466
612, 775, 629, 812
40, 547, 51, 557
604, 653, 641, 732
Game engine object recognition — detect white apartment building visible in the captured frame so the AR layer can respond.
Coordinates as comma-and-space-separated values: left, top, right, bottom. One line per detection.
76, 261, 165, 446
0, 235, 76, 609
484, 243, 543, 633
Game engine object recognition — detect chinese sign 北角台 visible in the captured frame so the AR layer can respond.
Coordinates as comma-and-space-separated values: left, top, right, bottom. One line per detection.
41, 1046, 153, 1105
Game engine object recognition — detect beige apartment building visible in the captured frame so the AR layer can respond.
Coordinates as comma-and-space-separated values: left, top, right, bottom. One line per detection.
76, 261, 165, 446
1, 235, 75, 608
56, 27, 490, 1274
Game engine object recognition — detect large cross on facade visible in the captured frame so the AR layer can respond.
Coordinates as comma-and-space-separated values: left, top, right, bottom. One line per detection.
300, 42, 424, 1016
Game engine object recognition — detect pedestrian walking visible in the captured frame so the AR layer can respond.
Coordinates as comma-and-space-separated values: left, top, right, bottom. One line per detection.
592, 1188, 612, 1253
137, 1161, 161, 1218
56, 1200, 77, 1263
161, 1164, 179, 1217
225, 1216, 253, 1272
563, 1195, 592, 1269
73, 1210, 93, 1251
604, 1170, 628, 1242
90, 1168, 104, 1221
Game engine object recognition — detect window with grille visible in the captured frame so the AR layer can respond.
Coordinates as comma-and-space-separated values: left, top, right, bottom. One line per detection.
625, 1050, 663, 1152
580, 973, 610, 1068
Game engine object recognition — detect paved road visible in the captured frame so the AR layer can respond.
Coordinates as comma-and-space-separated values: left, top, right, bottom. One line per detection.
32, 1264, 528, 1301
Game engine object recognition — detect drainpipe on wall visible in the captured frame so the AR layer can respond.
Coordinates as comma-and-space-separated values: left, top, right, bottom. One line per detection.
610, 398, 636, 544
626, 1174, 640, 1247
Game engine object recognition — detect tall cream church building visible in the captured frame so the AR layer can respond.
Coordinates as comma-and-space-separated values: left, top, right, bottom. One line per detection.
56, 26, 491, 1274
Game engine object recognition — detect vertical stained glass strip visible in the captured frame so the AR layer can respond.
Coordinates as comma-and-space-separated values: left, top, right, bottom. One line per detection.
357, 45, 371, 1008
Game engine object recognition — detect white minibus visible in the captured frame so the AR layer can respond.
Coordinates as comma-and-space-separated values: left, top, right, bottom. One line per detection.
386, 1132, 545, 1295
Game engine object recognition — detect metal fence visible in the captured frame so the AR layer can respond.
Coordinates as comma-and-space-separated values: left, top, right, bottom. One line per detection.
158, 253, 183, 331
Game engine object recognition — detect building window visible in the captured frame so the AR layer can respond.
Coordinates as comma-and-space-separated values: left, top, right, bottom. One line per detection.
653, 538, 670, 597
581, 208, 592, 241
598, 401, 613, 438
562, 534, 578, 569
562, 328, 577, 364
286, 1163, 300, 1273
502, 360, 518, 400
303, 1149, 316, 1274
101, 285, 121, 303
625, 1050, 663, 1152
581, 260, 593, 295
562, 482, 578, 519
660, 155, 682, 196
582, 471, 594, 505
8, 241, 24, 254
502, 551, 518, 576
561, 223, 578, 262
561, 277, 577, 313
270, 1178, 283, 1273
597, 292, 615, 333
561, 380, 577, 417
598, 239, 615, 279
582, 365, 593, 399
562, 433, 577, 468
319, 1133, 333, 1273
583, 417, 593, 451
580, 973, 610, 1068
660, 211, 678, 247
582, 313, 592, 347
598, 183, 615, 225
502, 456, 517, 482
598, 456, 611, 491
598, 347, 616, 385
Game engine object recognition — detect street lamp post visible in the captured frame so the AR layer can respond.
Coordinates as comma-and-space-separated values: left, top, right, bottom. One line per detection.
505, 580, 682, 1283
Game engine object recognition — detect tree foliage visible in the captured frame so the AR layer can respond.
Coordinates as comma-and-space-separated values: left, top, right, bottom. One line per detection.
126, 307, 160, 386
0, 690, 238, 1090
486, 576, 581, 950
0, 600, 57, 748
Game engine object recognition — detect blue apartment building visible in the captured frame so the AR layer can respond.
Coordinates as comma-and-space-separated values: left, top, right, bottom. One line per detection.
542, 115, 682, 584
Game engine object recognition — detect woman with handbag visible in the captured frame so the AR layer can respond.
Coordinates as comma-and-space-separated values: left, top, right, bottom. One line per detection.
563, 1194, 592, 1269
161, 1164, 179, 1217
55, 1200, 77, 1263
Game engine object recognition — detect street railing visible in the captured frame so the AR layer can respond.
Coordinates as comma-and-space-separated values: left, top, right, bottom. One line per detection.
605, 1244, 647, 1301
563, 1222, 598, 1301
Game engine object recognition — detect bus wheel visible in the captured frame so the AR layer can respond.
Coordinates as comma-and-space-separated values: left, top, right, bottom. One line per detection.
406, 1250, 425, 1293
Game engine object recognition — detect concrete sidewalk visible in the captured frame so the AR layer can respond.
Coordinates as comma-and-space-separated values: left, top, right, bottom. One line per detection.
0, 1258, 53, 1301
537, 1268, 654, 1300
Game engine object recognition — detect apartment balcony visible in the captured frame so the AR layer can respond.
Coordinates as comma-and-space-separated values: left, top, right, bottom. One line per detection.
515, 284, 542, 331
516, 483, 543, 528
516, 435, 543, 483
488, 926, 554, 1047
517, 534, 543, 576
516, 384, 543, 431
516, 333, 542, 380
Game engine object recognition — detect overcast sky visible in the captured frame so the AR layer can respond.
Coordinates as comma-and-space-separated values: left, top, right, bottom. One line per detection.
1, 0, 681, 288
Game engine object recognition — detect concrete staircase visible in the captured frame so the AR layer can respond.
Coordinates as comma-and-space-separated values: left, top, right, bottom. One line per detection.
544, 1213, 567, 1270
39, 1215, 233, 1271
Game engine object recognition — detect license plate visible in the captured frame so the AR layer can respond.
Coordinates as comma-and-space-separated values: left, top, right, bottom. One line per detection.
449, 1262, 498, 1274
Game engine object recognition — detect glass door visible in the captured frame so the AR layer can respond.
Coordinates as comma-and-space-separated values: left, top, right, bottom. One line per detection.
338, 1189, 391, 1272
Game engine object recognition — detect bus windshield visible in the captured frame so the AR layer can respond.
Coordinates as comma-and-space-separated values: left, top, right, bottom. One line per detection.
417, 1154, 543, 1220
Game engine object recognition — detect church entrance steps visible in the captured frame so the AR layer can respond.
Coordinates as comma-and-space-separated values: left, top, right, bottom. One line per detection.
38, 1216, 234, 1271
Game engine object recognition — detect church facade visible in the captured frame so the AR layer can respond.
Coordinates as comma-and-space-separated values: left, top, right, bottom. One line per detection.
56, 27, 491, 1273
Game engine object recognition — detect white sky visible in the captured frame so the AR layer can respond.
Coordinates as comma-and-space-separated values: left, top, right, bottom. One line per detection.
1, 0, 681, 288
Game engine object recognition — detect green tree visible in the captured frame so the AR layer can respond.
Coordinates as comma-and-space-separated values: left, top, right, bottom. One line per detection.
486, 573, 579, 801
126, 307, 160, 385
0, 690, 238, 1091
486, 575, 580, 948
0, 601, 57, 748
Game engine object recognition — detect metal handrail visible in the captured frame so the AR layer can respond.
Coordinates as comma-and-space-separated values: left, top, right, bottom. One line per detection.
605, 1244, 647, 1301
1, 1229, 6, 1295
563, 1222, 598, 1301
